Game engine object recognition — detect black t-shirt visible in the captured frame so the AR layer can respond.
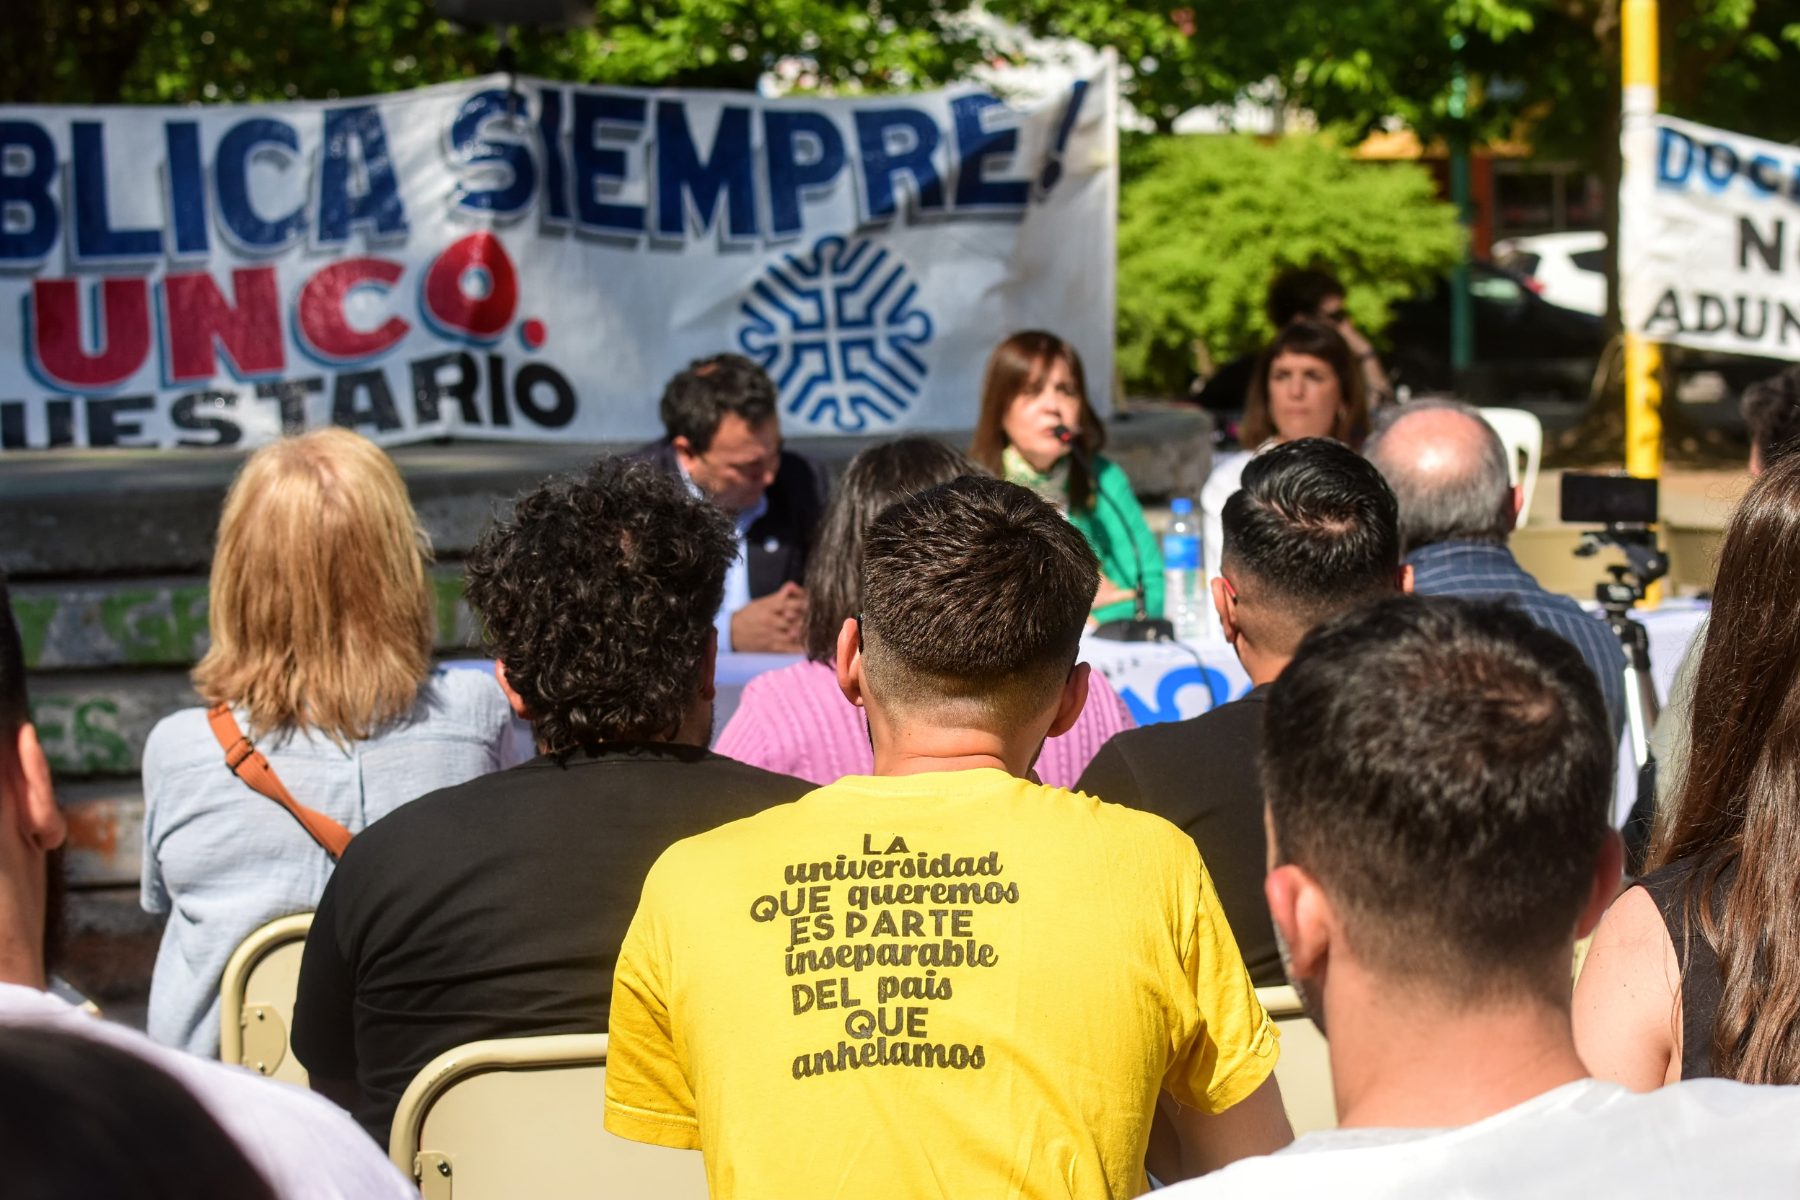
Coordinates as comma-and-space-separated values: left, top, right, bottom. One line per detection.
1640, 853, 1736, 1081
290, 742, 811, 1143
1075, 687, 1282, 987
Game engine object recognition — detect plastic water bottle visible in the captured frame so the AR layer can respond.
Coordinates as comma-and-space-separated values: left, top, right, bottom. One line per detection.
1162, 498, 1204, 641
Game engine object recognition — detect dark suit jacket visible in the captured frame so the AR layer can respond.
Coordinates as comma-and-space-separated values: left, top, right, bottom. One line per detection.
632, 439, 829, 599
1075, 686, 1283, 988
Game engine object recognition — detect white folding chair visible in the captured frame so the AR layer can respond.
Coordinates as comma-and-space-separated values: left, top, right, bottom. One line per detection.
219, 912, 313, 1085
388, 1033, 708, 1199
1478, 407, 1544, 523
1257, 984, 1336, 1136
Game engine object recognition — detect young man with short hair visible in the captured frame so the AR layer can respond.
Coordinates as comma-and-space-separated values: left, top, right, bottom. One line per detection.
291, 458, 810, 1143
1167, 596, 1800, 1199
605, 476, 1291, 1197
1079, 438, 1407, 986
635, 353, 828, 653
0, 572, 416, 1199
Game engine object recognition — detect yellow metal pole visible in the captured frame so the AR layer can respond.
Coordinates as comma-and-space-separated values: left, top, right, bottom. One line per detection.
1622, 0, 1660, 483
1622, 0, 1662, 605
1623, 336, 1661, 479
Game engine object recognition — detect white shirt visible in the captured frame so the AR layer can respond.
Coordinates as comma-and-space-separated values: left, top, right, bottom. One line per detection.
1200, 448, 1253, 587
1164, 1078, 1800, 1199
677, 463, 768, 652
1198, 447, 1263, 639
140, 668, 522, 1057
0, 983, 417, 1200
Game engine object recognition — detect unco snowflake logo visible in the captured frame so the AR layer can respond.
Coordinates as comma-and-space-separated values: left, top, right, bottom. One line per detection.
738, 236, 934, 432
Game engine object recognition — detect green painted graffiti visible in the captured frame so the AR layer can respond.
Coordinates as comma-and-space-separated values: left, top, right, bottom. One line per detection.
98, 587, 211, 665
31, 697, 134, 776
13, 568, 476, 672
13, 598, 56, 669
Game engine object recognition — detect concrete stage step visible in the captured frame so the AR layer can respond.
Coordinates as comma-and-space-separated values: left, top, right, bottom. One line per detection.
10, 412, 1212, 1019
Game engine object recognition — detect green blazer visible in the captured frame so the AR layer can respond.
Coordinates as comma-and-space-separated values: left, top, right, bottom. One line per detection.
1069, 454, 1165, 624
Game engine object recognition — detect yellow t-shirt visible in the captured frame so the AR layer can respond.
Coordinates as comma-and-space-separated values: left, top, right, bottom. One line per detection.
604, 768, 1278, 1200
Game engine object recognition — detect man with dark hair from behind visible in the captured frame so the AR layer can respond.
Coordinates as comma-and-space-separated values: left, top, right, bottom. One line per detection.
1741, 363, 1800, 474
1164, 596, 1800, 1199
635, 353, 829, 653
0, 572, 416, 1198
1364, 399, 1628, 751
1078, 438, 1408, 987
605, 476, 1292, 1198
291, 458, 811, 1144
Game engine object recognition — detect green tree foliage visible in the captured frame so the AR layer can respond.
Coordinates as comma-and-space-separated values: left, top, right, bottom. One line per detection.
992, 0, 1800, 146
15, 0, 1800, 144
1117, 134, 1465, 395
991, 0, 1546, 139
0, 0, 992, 105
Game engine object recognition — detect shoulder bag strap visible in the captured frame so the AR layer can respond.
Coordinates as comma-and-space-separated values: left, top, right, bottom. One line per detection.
207, 703, 354, 860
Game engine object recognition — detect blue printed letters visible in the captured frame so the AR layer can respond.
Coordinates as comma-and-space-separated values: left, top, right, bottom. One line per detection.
214, 117, 307, 252
950, 95, 1028, 210
0, 121, 58, 262
766, 111, 847, 236
656, 101, 757, 240
570, 91, 647, 234
450, 90, 538, 217
72, 122, 163, 262
855, 109, 944, 219
164, 122, 210, 257
316, 106, 408, 245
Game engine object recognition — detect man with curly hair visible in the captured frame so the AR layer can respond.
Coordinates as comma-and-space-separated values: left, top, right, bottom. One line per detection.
291, 458, 811, 1145
605, 476, 1292, 1198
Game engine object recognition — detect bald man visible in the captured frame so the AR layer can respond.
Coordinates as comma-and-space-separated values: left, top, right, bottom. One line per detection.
1364, 401, 1626, 745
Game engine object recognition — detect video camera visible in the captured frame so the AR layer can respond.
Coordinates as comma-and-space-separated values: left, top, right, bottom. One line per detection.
1561, 473, 1669, 614
1561, 472, 1667, 874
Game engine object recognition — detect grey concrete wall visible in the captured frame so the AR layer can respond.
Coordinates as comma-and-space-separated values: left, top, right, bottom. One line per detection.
10, 411, 1210, 1018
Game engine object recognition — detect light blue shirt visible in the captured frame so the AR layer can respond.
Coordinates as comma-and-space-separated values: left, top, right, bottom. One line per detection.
678, 462, 767, 652
139, 667, 526, 1055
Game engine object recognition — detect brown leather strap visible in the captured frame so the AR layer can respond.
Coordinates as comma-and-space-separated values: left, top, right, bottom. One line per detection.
207, 704, 354, 860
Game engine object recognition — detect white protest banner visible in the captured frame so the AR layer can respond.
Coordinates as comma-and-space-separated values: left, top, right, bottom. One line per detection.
0, 61, 1114, 451
1622, 112, 1800, 359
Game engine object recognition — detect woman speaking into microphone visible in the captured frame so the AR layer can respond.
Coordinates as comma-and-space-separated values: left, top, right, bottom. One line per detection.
970, 331, 1164, 626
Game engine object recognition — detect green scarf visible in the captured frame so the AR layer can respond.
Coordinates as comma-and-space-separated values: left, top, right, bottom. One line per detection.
1002, 444, 1073, 514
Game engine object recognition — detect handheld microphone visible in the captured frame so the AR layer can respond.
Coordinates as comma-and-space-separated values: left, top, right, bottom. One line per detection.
1049, 424, 1174, 643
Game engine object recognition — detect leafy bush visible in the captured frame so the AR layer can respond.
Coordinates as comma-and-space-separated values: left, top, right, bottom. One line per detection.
1117, 134, 1465, 396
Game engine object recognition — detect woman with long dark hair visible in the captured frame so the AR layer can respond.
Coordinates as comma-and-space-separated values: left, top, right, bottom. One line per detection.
714, 436, 1134, 787
969, 331, 1164, 625
1575, 451, 1800, 1086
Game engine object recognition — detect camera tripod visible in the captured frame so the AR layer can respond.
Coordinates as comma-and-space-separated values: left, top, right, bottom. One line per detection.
1576, 526, 1669, 874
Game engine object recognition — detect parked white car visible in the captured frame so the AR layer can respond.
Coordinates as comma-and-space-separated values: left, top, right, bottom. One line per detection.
1493, 231, 1608, 316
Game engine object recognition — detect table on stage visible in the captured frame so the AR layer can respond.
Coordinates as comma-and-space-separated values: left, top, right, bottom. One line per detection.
451, 600, 1710, 761
710, 637, 1252, 737
714, 598, 1709, 738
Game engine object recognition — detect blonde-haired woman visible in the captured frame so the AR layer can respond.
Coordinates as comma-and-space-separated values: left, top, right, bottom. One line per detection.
141, 429, 520, 1055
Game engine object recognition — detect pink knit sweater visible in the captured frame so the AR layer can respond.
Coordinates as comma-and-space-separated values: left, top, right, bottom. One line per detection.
715, 659, 1136, 788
